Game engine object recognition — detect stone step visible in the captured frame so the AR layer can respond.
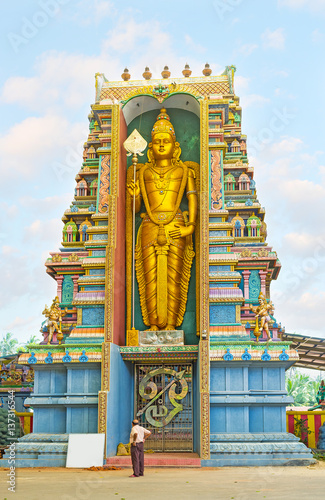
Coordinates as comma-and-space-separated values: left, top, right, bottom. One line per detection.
202, 454, 316, 467
106, 453, 201, 468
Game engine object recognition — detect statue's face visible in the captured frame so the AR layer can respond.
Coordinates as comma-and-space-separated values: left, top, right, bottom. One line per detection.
151, 132, 174, 160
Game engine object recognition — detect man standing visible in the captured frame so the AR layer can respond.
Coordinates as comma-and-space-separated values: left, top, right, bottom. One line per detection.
129, 419, 151, 477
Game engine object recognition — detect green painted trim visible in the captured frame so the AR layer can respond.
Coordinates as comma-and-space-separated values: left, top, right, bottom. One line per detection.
210, 323, 242, 327
210, 340, 291, 349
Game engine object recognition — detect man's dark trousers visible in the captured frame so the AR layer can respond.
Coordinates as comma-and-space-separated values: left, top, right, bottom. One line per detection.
131, 442, 144, 476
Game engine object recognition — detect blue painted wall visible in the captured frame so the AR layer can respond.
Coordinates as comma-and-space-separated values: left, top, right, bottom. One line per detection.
29, 363, 101, 435
82, 306, 104, 326
210, 362, 288, 434
106, 343, 133, 457
210, 304, 236, 324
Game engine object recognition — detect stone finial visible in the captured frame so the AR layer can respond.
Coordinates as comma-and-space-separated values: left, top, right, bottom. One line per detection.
142, 67, 152, 80
121, 68, 131, 81
182, 63, 192, 78
203, 63, 212, 77
161, 66, 171, 79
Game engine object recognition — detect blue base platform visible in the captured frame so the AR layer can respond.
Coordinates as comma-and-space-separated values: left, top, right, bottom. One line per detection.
201, 433, 315, 466
0, 434, 68, 468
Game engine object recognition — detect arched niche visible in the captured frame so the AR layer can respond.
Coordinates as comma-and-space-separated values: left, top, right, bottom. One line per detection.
123, 93, 200, 344
122, 93, 200, 126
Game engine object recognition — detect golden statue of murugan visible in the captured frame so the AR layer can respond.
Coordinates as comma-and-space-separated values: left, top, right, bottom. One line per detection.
127, 109, 198, 331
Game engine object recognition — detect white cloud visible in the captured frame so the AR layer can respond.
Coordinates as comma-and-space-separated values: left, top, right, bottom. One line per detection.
19, 194, 71, 213
5, 316, 38, 331
312, 29, 325, 43
0, 115, 86, 181
235, 75, 250, 94
74, 0, 116, 25
262, 28, 286, 50
102, 18, 173, 60
241, 94, 270, 108
275, 291, 325, 338
269, 136, 303, 154
1, 51, 119, 112
279, 0, 325, 12
282, 232, 325, 256
23, 218, 62, 244
0, 202, 18, 219
184, 35, 206, 54
238, 43, 258, 56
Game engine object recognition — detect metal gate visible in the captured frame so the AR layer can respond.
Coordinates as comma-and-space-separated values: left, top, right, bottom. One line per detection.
135, 363, 193, 452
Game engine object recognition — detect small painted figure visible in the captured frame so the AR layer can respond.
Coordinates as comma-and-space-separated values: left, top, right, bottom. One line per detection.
42, 296, 67, 345
250, 292, 274, 342
308, 380, 325, 411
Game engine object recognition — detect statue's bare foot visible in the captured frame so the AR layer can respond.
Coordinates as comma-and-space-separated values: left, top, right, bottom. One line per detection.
166, 325, 175, 330
147, 326, 158, 331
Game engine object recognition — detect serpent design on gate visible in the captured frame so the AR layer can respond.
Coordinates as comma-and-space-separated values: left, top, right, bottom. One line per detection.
137, 367, 188, 428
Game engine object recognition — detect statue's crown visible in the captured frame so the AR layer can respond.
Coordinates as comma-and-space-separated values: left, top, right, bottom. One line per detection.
151, 108, 176, 140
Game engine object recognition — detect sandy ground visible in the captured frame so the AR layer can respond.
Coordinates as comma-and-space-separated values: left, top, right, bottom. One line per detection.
0, 462, 324, 500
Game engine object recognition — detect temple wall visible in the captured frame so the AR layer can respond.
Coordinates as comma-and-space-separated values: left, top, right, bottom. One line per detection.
30, 364, 101, 435
106, 343, 133, 457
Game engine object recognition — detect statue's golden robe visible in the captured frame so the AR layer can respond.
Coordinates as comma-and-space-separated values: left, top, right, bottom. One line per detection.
128, 160, 196, 330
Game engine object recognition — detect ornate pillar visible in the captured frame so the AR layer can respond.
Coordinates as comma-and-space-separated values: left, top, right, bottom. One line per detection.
199, 100, 210, 460
72, 275, 79, 298
56, 275, 64, 302
242, 270, 251, 300
259, 270, 268, 296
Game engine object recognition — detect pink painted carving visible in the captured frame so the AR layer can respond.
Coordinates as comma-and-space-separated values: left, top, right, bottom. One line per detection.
210, 150, 222, 210
98, 155, 110, 213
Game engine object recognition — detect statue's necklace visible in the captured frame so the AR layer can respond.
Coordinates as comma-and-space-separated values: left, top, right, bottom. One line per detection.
150, 165, 176, 194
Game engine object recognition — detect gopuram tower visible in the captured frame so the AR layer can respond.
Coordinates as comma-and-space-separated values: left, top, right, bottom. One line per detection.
2, 65, 314, 467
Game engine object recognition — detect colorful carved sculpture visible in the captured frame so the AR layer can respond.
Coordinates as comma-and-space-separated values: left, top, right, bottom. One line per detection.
250, 292, 274, 342
308, 380, 325, 411
127, 109, 197, 331
42, 296, 67, 345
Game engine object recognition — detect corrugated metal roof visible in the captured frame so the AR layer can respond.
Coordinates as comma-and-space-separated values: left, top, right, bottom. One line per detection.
283, 333, 325, 370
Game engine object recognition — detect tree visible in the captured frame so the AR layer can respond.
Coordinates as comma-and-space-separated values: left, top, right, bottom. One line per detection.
25, 334, 41, 345
286, 369, 324, 407
0, 333, 19, 356
0, 333, 41, 356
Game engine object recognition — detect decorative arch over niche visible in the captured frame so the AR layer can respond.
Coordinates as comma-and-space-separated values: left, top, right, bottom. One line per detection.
122, 93, 200, 126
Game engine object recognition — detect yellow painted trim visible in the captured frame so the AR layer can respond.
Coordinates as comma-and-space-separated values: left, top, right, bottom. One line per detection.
15, 412, 33, 435
286, 411, 325, 415
308, 414, 315, 448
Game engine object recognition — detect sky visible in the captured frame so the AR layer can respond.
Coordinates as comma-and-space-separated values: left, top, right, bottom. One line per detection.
1, 0, 325, 345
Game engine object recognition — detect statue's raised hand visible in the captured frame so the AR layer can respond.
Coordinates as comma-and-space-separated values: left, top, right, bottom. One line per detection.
127, 180, 140, 198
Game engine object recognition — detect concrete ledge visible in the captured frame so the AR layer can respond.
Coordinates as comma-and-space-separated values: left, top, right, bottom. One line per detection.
201, 455, 317, 467
106, 453, 201, 468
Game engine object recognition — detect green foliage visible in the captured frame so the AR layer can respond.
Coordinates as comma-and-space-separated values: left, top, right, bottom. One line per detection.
0, 408, 22, 447
0, 333, 19, 356
294, 417, 312, 445
0, 333, 41, 356
286, 368, 324, 407
312, 452, 325, 461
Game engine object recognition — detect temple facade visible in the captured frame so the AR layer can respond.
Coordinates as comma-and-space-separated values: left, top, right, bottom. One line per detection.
1, 65, 314, 467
